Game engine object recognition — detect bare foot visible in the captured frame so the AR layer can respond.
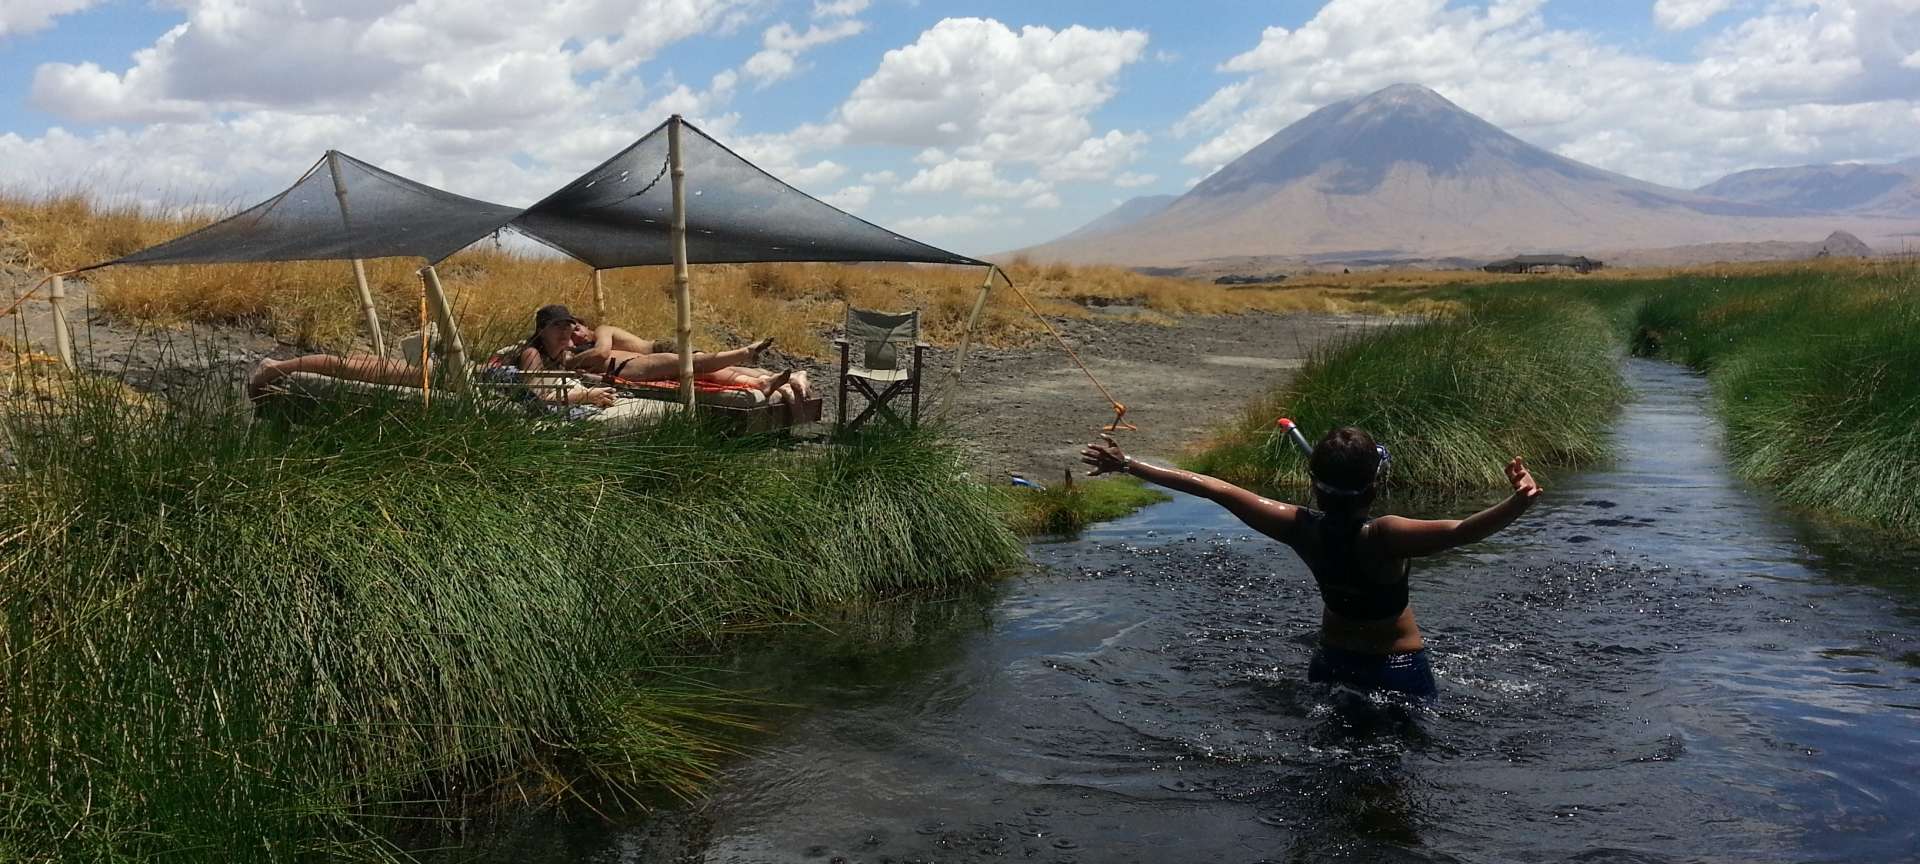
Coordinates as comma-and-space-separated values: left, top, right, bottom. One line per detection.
246, 358, 287, 401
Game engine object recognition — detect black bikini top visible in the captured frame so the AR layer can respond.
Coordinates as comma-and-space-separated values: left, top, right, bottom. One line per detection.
1295, 508, 1411, 620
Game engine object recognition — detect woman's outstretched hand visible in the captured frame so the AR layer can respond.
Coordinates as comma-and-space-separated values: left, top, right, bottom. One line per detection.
1506, 456, 1541, 500
1081, 434, 1130, 476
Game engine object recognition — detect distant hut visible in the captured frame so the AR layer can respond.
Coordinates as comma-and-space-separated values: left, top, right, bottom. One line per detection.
1481, 254, 1603, 274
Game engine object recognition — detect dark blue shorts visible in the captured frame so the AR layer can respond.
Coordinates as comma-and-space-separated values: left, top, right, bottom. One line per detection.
1308, 645, 1438, 703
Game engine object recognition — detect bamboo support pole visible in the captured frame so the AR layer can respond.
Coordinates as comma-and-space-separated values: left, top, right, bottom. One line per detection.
591, 269, 608, 324
930, 265, 997, 422
668, 115, 695, 409
326, 151, 386, 357
419, 265, 470, 391
47, 274, 75, 370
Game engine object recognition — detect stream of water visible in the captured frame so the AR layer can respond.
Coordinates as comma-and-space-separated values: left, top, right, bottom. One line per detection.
466, 359, 1920, 863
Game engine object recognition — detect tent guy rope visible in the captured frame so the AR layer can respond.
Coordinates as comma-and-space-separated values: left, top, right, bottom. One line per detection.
996, 268, 1135, 432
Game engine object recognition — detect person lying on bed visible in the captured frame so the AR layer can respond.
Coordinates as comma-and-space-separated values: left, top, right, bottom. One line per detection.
246, 352, 625, 410
564, 317, 815, 403
519, 305, 808, 406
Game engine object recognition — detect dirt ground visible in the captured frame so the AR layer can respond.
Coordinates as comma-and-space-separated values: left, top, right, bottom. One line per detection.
907, 310, 1381, 481
4, 270, 1379, 474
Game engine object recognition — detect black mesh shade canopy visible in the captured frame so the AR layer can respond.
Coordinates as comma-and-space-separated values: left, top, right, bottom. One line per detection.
82, 152, 522, 271
513, 119, 986, 269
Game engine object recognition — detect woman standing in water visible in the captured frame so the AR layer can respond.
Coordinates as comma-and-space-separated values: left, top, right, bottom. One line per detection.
1080, 428, 1541, 702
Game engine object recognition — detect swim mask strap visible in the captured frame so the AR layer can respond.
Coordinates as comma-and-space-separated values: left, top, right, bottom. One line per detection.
1310, 442, 1391, 498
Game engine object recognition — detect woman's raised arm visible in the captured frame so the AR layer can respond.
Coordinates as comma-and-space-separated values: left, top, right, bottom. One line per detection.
1081, 435, 1302, 540
1375, 457, 1541, 557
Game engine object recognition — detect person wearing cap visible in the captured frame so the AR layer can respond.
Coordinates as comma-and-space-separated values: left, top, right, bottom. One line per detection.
1079, 426, 1541, 703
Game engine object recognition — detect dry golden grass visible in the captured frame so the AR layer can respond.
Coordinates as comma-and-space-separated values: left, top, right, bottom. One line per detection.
2, 192, 1389, 359
23, 191, 1889, 361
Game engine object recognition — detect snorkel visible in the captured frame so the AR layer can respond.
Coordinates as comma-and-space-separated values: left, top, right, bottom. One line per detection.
1274, 417, 1314, 458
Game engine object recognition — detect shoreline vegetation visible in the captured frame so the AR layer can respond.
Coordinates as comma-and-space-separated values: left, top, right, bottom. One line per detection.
1187, 259, 1918, 539
1627, 263, 1919, 535
0, 377, 1023, 862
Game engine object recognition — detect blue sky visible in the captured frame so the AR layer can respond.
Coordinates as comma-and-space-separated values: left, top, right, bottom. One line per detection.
3, 0, 1917, 255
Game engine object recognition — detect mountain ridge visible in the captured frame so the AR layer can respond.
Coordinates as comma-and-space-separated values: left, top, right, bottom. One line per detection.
1695, 161, 1920, 218
1020, 84, 1918, 267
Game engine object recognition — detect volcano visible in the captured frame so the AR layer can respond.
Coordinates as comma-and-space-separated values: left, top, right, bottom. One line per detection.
1020, 84, 1916, 266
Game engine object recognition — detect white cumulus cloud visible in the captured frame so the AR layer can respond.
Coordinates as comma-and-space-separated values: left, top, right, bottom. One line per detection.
896, 204, 1011, 238
1693, 0, 1920, 107
1653, 0, 1737, 31
821, 184, 874, 211
0, 0, 100, 38
1043, 129, 1151, 182
837, 18, 1148, 166
812, 0, 868, 19
901, 158, 1050, 199
743, 18, 867, 86
5, 0, 763, 208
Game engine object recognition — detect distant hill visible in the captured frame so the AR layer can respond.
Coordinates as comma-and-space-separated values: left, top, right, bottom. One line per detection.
1695, 162, 1920, 218
1607, 230, 1875, 268
1018, 84, 1920, 267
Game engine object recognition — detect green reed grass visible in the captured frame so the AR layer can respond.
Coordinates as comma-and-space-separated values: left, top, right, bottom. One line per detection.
1189, 295, 1626, 491
0, 369, 1021, 862
1006, 476, 1169, 536
1194, 261, 1918, 538
1630, 262, 1920, 534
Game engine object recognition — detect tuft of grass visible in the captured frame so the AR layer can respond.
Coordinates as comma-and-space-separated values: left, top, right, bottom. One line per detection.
0, 364, 1022, 862
1188, 296, 1626, 491
1006, 475, 1170, 535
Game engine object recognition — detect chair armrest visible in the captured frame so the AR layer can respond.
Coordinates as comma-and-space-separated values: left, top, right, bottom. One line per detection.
831, 337, 852, 347
914, 342, 932, 349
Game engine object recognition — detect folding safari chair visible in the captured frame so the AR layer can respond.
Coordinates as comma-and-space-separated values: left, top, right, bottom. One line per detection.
835, 307, 926, 433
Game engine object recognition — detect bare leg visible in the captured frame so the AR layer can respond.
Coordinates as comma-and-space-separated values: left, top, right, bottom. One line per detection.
718, 367, 809, 399
699, 367, 765, 388
573, 345, 768, 379
249, 354, 427, 399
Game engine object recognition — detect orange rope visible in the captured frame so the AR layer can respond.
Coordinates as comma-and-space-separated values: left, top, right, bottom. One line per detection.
0, 273, 64, 319
419, 291, 431, 410
997, 269, 1136, 431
